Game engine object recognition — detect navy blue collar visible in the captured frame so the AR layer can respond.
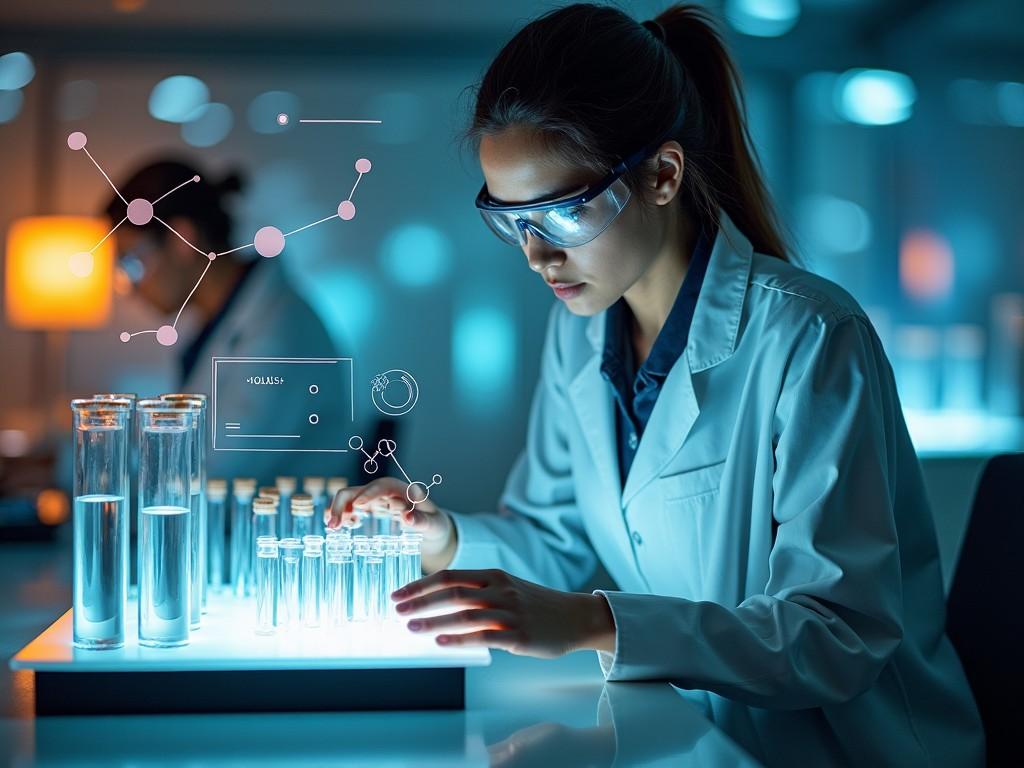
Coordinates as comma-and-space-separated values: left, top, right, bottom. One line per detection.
602, 227, 713, 381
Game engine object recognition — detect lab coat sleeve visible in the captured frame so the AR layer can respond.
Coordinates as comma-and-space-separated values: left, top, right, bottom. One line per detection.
447, 304, 598, 592
595, 313, 905, 709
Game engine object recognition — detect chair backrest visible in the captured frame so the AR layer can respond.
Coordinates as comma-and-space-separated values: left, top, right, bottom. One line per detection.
946, 452, 1024, 764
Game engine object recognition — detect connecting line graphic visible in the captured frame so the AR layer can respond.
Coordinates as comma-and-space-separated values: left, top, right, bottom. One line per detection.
65, 130, 372, 347
349, 436, 443, 508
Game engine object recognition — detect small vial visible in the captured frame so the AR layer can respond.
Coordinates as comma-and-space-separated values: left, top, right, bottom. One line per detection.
275, 476, 297, 538
325, 530, 351, 551
303, 477, 327, 535
230, 478, 256, 597
290, 493, 316, 541
325, 545, 353, 626
371, 500, 392, 538
206, 478, 228, 593
278, 538, 303, 629
258, 486, 281, 538
301, 538, 324, 628
253, 496, 278, 542
255, 537, 279, 635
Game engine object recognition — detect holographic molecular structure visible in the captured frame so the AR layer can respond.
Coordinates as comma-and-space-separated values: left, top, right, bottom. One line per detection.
65, 131, 372, 347
349, 435, 442, 508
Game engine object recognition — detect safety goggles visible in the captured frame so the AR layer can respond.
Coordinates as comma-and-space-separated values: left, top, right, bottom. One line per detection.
475, 112, 685, 248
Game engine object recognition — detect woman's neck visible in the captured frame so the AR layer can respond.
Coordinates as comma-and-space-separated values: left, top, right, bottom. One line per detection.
623, 209, 696, 363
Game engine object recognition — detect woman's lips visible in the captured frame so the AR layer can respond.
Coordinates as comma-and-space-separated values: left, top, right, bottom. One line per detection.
550, 282, 585, 300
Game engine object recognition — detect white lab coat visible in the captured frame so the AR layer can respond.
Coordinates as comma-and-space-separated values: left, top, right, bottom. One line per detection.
448, 212, 984, 765
180, 259, 348, 483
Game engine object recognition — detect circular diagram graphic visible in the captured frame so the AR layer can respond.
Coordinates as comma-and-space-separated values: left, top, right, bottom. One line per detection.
370, 369, 419, 416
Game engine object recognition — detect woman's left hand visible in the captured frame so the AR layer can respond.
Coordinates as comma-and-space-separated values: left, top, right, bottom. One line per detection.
392, 568, 616, 658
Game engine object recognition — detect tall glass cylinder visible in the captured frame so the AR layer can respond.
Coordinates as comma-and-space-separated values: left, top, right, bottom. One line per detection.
253, 496, 278, 542
275, 476, 297, 539
352, 539, 370, 622
383, 537, 400, 620
159, 396, 205, 628
365, 552, 385, 623
255, 536, 279, 635
230, 477, 256, 597
303, 477, 326, 536
71, 399, 130, 649
137, 400, 193, 648
206, 478, 227, 593
91, 393, 136, 590
290, 494, 315, 541
278, 538, 303, 629
399, 532, 423, 590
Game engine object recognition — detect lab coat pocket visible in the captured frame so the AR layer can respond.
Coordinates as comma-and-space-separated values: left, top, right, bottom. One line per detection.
659, 460, 727, 503
655, 461, 726, 596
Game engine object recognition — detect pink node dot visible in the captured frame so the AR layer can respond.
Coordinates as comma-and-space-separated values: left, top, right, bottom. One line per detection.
68, 251, 94, 278
193, 175, 201, 182
156, 325, 178, 346
127, 198, 154, 226
354, 158, 372, 174
276, 113, 289, 126
337, 200, 356, 221
253, 226, 285, 258
119, 332, 131, 343
207, 251, 217, 261
67, 132, 87, 150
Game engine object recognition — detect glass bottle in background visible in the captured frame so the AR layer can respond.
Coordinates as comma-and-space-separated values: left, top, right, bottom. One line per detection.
158, 397, 205, 629
91, 394, 136, 592
275, 476, 297, 539
253, 496, 278, 545
206, 478, 228, 594
71, 398, 130, 649
290, 494, 316, 541
278, 538, 303, 629
230, 477, 257, 597
137, 399, 193, 648
255, 536, 279, 635
328, 477, 350, 531
303, 477, 326, 535
301, 536, 324, 628
258, 486, 280, 540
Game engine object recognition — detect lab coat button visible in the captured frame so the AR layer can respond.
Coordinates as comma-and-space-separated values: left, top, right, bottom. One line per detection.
628, 432, 638, 450
631, 530, 643, 546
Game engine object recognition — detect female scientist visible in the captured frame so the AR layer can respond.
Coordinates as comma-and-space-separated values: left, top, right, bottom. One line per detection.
327, 5, 983, 763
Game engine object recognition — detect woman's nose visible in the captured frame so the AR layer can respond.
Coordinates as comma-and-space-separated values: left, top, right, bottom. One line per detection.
523, 232, 566, 273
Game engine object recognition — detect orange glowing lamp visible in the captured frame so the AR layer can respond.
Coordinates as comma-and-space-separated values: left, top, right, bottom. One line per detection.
4, 216, 114, 329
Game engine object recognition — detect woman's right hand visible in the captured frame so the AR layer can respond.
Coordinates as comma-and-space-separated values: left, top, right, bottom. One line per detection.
324, 477, 457, 572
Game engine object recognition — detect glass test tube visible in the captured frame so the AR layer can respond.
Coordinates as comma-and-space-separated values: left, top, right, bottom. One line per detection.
258, 486, 280, 538
290, 494, 316, 541
71, 398, 130, 649
365, 549, 385, 622
230, 478, 256, 597
351, 539, 370, 621
325, 545, 354, 626
275, 476, 297, 539
206, 478, 228, 593
301, 537, 324, 627
278, 538, 303, 629
159, 397, 205, 628
137, 400, 193, 648
91, 394, 136, 591
400, 532, 423, 590
255, 537, 279, 635
383, 537, 401, 620
303, 477, 326, 536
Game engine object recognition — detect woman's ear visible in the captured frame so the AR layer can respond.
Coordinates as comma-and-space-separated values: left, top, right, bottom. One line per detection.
649, 140, 685, 206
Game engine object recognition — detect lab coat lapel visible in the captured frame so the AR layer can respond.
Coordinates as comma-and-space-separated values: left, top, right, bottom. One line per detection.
621, 212, 752, 506
569, 313, 624, 499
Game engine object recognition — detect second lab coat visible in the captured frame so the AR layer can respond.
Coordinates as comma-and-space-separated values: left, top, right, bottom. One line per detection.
447, 211, 984, 766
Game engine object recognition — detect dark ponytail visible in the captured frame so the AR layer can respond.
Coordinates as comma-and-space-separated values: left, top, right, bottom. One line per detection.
467, 3, 788, 260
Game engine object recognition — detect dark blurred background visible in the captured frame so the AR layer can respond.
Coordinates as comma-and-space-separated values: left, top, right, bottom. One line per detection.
0, 0, 1022, 587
